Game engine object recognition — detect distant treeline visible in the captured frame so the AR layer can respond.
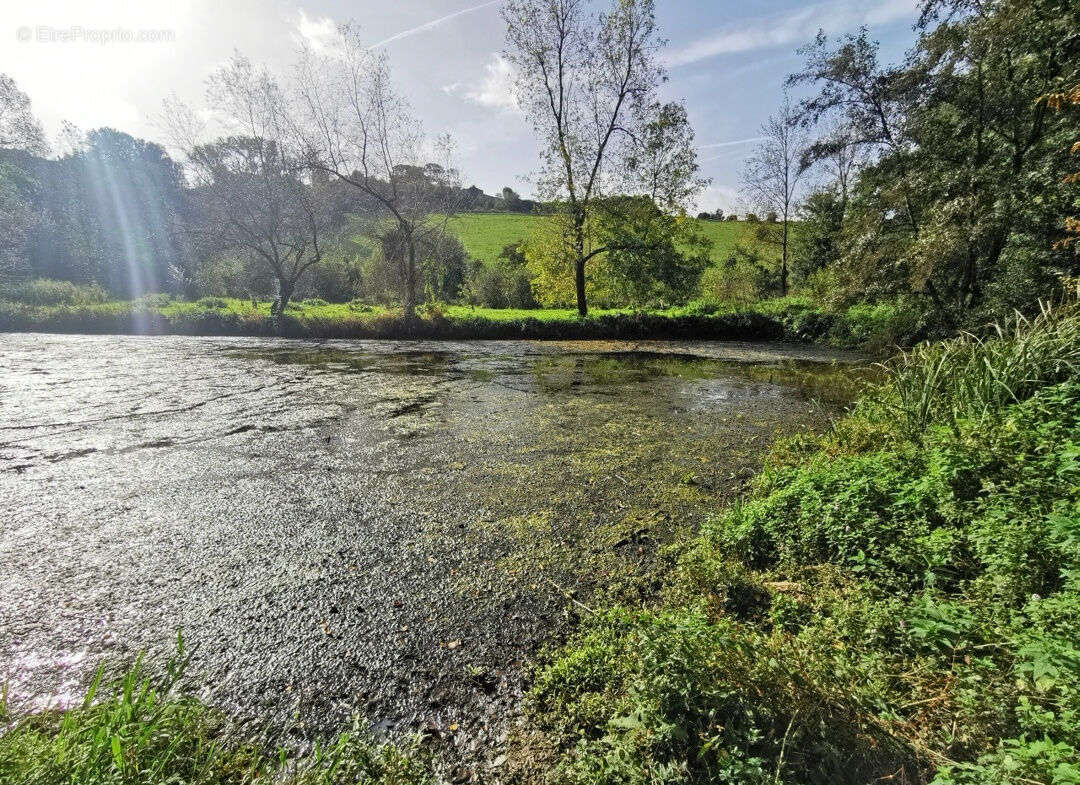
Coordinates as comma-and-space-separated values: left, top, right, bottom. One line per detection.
0, 132, 533, 299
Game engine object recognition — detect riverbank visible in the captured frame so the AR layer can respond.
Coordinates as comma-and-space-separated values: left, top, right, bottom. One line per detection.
0, 295, 918, 351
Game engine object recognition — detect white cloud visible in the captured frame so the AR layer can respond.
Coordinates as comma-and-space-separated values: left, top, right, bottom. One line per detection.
665, 0, 918, 68
467, 54, 517, 110
693, 184, 742, 214
445, 53, 519, 112
292, 9, 338, 53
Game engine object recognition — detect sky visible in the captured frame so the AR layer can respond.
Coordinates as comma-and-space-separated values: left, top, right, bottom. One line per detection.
1, 0, 924, 212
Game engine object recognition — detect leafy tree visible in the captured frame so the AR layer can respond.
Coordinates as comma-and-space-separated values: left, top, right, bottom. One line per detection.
790, 1, 1080, 316
594, 195, 711, 305
0, 74, 47, 155
374, 225, 468, 303
791, 187, 845, 286
503, 0, 705, 315
1042, 81, 1080, 251
73, 129, 190, 296
0, 162, 36, 276
525, 196, 709, 307
501, 186, 524, 211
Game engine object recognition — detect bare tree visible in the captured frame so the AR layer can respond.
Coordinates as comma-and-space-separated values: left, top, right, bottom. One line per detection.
165, 56, 330, 321
294, 25, 458, 318
742, 98, 808, 296
809, 125, 863, 214
504, 0, 702, 316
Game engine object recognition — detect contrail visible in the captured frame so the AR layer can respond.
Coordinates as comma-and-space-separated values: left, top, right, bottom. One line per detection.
369, 0, 502, 49
697, 137, 766, 150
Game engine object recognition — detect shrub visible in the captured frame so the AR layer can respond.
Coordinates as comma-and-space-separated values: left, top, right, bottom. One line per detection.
1, 278, 109, 306
876, 297, 1080, 436
464, 262, 537, 309
195, 296, 229, 309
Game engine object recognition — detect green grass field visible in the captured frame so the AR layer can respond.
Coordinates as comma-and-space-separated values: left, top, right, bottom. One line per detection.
446, 213, 755, 266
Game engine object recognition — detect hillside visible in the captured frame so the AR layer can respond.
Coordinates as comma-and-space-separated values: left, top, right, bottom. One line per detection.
446, 213, 756, 266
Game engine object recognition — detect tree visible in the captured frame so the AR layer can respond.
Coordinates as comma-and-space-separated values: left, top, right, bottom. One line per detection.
594, 195, 710, 305
0, 75, 48, 155
167, 56, 330, 319
73, 129, 190, 296
0, 161, 36, 275
791, 187, 845, 286
504, 0, 704, 316
501, 186, 524, 211
1043, 82, 1079, 249
790, 3, 1080, 313
742, 99, 808, 296
788, 29, 915, 226
0, 75, 47, 279
295, 24, 458, 318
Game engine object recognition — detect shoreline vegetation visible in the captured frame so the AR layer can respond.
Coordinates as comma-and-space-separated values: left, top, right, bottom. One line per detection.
4, 293, 1078, 784
0, 287, 920, 352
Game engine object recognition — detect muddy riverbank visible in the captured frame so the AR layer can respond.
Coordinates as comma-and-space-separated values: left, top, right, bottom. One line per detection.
0, 334, 866, 777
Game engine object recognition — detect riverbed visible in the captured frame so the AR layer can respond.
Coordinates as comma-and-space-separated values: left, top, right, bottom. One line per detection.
0, 334, 864, 768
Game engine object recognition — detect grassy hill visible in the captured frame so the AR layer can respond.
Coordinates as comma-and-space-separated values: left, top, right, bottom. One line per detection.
446, 213, 755, 266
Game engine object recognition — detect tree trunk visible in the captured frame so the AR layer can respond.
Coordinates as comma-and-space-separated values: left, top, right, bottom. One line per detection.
274, 278, 293, 335
573, 216, 588, 318
404, 232, 418, 320
780, 219, 789, 297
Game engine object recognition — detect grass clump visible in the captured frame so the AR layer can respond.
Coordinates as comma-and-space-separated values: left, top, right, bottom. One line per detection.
525, 294, 1080, 784
0, 636, 430, 785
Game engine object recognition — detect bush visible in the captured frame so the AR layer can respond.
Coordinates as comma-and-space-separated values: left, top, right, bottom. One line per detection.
528, 295, 1080, 785
464, 262, 537, 309
1, 278, 109, 306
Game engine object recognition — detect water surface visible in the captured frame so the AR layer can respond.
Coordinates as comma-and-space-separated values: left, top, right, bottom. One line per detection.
0, 334, 863, 757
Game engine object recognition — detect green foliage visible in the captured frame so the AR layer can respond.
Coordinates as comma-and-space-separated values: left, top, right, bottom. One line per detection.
790, 0, 1080, 319
463, 243, 538, 309
876, 296, 1080, 436
2, 278, 109, 306
593, 196, 712, 307
791, 189, 845, 286
529, 297, 1080, 784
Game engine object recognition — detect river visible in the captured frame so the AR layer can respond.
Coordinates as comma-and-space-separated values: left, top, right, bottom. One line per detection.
0, 333, 864, 764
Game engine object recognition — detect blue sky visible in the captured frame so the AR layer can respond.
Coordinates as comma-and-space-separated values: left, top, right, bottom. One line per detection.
2, 0, 923, 211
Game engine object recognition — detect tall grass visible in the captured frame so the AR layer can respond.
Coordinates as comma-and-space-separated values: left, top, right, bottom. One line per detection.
876, 288, 1080, 436
0, 636, 430, 785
